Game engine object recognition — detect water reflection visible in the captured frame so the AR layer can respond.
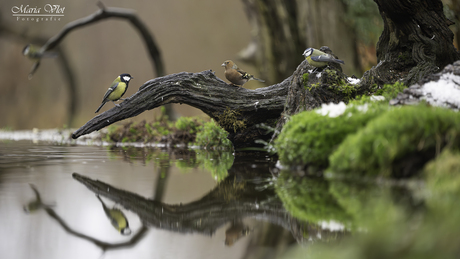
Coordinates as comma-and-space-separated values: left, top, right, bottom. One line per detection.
16, 145, 349, 258
8, 140, 460, 258
96, 195, 132, 235
22, 183, 148, 253
23, 184, 55, 214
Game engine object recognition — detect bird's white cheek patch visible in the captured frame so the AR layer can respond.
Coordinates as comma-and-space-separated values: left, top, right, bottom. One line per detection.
123, 76, 131, 82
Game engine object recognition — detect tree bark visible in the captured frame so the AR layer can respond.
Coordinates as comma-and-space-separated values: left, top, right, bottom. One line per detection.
369, 0, 460, 86
239, 0, 361, 83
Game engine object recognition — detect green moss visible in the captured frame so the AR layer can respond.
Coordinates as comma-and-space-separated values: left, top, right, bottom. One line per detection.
374, 81, 406, 100
175, 117, 203, 134
214, 107, 246, 133
275, 172, 351, 224
329, 105, 460, 177
424, 149, 460, 211
302, 73, 310, 89
308, 82, 321, 91
275, 102, 390, 168
194, 119, 233, 150
335, 83, 357, 101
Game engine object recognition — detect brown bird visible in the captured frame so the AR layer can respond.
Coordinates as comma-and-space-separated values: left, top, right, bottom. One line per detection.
221, 60, 265, 86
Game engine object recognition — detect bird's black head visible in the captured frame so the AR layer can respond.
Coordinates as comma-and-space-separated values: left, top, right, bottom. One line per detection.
303, 48, 313, 57
121, 227, 132, 235
120, 73, 133, 83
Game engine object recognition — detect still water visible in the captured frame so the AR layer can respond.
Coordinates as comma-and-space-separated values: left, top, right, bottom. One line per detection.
0, 140, 317, 259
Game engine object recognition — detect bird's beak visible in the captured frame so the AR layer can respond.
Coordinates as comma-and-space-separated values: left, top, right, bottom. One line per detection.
221, 63, 225, 67
131, 76, 134, 79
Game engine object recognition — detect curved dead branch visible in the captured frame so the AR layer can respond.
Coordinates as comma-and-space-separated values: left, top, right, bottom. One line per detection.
34, 2, 164, 77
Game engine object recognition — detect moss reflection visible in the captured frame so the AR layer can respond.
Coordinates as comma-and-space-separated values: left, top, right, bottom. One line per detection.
275, 172, 351, 225
280, 150, 460, 258
195, 150, 233, 181
104, 146, 233, 181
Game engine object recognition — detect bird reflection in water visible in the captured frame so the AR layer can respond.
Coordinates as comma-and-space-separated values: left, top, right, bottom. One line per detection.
23, 184, 55, 214
224, 221, 251, 246
96, 195, 132, 235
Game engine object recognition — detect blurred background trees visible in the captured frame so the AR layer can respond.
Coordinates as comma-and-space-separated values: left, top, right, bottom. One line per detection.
0, 0, 457, 130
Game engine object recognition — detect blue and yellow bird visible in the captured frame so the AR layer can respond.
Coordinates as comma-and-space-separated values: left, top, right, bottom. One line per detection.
95, 73, 133, 113
303, 48, 344, 68
96, 195, 131, 235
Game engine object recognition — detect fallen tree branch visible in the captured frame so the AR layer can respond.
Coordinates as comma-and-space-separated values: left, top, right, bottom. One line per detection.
72, 70, 289, 147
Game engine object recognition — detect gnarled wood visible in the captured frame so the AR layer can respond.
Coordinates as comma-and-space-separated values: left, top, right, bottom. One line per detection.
368, 0, 460, 86
72, 70, 289, 147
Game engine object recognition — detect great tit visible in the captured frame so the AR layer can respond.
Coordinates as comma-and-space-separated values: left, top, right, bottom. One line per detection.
22, 44, 57, 61
221, 60, 265, 86
95, 73, 133, 113
303, 48, 344, 68
23, 184, 55, 214
96, 195, 132, 235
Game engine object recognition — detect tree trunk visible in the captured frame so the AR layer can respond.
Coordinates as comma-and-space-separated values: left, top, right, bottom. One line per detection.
239, 0, 361, 83
370, 0, 460, 86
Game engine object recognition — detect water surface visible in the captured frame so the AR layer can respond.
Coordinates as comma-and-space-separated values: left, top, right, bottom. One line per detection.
0, 140, 308, 259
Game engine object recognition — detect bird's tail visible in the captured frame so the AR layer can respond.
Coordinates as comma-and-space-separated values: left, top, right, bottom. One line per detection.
95, 101, 106, 113
41, 52, 59, 59
333, 58, 345, 64
250, 75, 265, 83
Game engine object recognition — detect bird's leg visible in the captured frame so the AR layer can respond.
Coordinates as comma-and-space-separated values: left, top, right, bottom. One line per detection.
112, 101, 121, 107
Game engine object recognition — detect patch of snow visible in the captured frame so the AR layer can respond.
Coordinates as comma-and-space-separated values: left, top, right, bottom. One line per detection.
318, 220, 346, 231
315, 102, 347, 117
347, 77, 361, 84
370, 95, 385, 101
356, 103, 369, 112
421, 73, 460, 108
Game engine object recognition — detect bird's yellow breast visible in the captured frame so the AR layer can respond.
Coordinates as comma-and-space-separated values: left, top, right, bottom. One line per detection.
107, 82, 127, 101
306, 56, 327, 68
108, 209, 128, 229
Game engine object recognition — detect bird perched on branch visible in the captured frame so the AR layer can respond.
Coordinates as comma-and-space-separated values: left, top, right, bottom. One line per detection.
96, 195, 132, 235
302, 48, 344, 68
95, 73, 133, 113
22, 44, 58, 61
221, 60, 264, 86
